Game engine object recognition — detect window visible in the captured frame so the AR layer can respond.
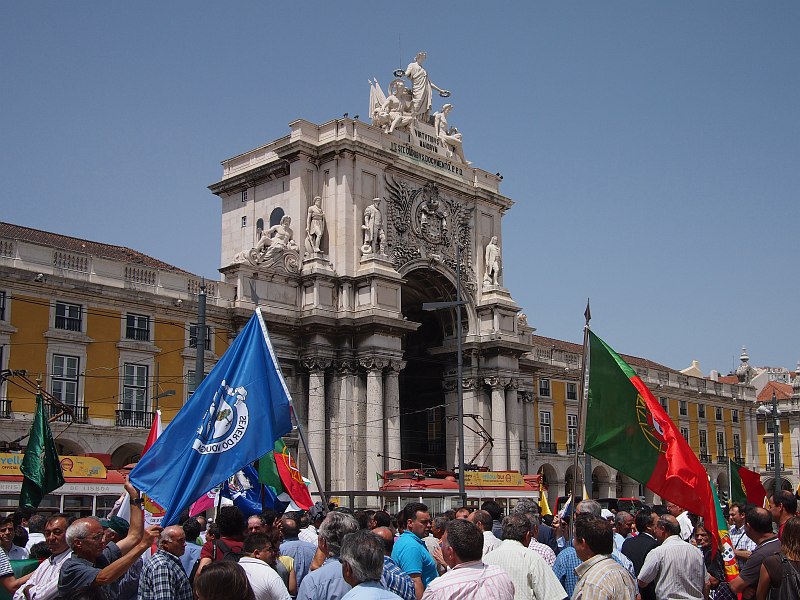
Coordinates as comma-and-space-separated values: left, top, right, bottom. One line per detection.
122, 364, 148, 412
717, 431, 725, 455
699, 430, 708, 452
269, 207, 285, 227
566, 383, 577, 401
187, 370, 210, 397
767, 419, 776, 434
716, 407, 723, 421
51, 355, 80, 406
567, 414, 577, 449
659, 397, 668, 411
189, 324, 212, 349
732, 409, 739, 423
698, 404, 705, 419
767, 442, 776, 468
125, 314, 150, 342
241, 216, 247, 228
0, 291, 5, 321
680, 427, 689, 443
55, 302, 82, 331
679, 400, 687, 416
733, 433, 741, 458
539, 411, 551, 443
539, 378, 550, 398
241, 189, 248, 202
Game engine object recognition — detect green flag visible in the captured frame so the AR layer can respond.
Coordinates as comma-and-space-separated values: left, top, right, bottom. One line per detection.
19, 394, 65, 508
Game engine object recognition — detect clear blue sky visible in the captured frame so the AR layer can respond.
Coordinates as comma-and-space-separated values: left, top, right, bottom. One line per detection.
2, 2, 798, 375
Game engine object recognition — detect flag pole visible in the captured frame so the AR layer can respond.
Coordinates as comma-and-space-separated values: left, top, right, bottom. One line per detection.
570, 299, 591, 542
727, 457, 732, 506
287, 401, 329, 511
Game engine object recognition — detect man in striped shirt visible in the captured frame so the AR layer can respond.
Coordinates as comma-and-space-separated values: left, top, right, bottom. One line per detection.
637, 515, 705, 600
572, 515, 636, 600
421, 520, 513, 600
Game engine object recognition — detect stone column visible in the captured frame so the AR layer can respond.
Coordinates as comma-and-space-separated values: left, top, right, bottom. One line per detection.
443, 378, 458, 471
301, 357, 330, 492
361, 358, 388, 491
485, 377, 510, 471
384, 360, 406, 472
462, 378, 482, 466
332, 360, 357, 490
507, 380, 521, 472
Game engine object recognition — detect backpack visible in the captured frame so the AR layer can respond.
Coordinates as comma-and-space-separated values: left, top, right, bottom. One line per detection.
777, 555, 800, 600
211, 538, 243, 562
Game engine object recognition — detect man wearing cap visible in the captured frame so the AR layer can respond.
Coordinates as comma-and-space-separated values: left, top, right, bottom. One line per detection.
100, 517, 130, 546
99, 516, 142, 600
13, 514, 71, 600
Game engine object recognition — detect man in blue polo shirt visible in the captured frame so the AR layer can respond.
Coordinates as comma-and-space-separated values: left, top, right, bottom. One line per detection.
391, 502, 437, 599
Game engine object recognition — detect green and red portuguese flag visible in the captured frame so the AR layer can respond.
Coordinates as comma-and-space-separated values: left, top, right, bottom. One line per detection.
584, 331, 721, 553
258, 439, 313, 510
729, 457, 768, 506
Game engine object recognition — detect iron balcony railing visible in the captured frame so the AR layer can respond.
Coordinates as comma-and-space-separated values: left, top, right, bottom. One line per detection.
116, 409, 154, 428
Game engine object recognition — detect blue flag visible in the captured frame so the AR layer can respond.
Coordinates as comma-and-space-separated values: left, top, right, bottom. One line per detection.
129, 309, 293, 525
221, 464, 285, 516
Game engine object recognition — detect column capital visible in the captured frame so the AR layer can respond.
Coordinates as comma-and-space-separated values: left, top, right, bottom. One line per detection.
335, 359, 358, 374
359, 357, 390, 372
387, 359, 407, 373
301, 357, 333, 372
484, 376, 512, 390
507, 378, 520, 390
462, 377, 481, 390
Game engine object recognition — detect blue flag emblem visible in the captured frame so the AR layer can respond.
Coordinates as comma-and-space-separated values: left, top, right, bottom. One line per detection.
129, 309, 293, 525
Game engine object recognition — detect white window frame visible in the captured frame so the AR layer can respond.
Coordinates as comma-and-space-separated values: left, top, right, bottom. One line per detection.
680, 427, 689, 443
716, 406, 723, 421
698, 403, 705, 419
54, 301, 83, 332
539, 378, 551, 398
51, 354, 80, 407
732, 409, 739, 423
659, 397, 668, 411
122, 363, 149, 413
125, 313, 151, 342
733, 433, 741, 458
566, 383, 577, 401
679, 400, 687, 416
699, 429, 708, 452
567, 414, 577, 448
189, 323, 213, 353
716, 431, 725, 456
539, 411, 552, 443
186, 369, 210, 400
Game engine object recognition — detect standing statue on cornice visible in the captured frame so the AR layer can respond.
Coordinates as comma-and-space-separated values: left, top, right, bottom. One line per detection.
484, 236, 501, 286
361, 198, 386, 256
401, 51, 450, 122
305, 196, 325, 254
434, 104, 470, 165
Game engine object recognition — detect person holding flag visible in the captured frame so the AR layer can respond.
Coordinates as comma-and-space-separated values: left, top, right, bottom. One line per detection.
129, 309, 295, 526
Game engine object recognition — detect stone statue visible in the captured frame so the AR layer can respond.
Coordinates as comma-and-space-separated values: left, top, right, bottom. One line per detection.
484, 236, 501, 286
433, 104, 469, 165
373, 79, 415, 134
361, 197, 386, 255
305, 196, 325, 254
252, 215, 297, 262
403, 51, 450, 121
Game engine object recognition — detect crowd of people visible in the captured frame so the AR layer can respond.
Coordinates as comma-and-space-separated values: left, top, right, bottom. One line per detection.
0, 485, 798, 600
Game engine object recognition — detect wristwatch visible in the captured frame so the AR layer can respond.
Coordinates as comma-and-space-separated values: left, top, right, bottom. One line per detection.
131, 497, 144, 507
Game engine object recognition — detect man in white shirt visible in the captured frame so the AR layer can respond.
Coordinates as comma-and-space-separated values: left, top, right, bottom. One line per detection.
14, 514, 71, 600
467, 510, 501, 556
239, 533, 291, 600
665, 502, 693, 541
0, 517, 27, 560
638, 515, 706, 600
727, 502, 756, 568
23, 515, 47, 554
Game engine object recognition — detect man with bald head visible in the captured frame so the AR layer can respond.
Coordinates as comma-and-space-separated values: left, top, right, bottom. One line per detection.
59, 480, 160, 600
373, 527, 415, 600
638, 514, 705, 600
137, 525, 192, 600
467, 510, 501, 556
280, 516, 316, 588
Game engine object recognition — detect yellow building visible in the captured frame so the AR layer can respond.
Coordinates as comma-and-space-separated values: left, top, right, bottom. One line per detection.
0, 223, 234, 467
524, 335, 764, 507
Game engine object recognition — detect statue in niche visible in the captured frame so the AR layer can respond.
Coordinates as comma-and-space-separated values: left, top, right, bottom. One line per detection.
305, 196, 325, 255
371, 79, 415, 134
400, 51, 450, 121
433, 104, 470, 165
250, 215, 298, 264
361, 197, 386, 256
484, 236, 501, 286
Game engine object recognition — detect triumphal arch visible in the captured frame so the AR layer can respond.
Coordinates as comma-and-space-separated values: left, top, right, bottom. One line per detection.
209, 53, 535, 494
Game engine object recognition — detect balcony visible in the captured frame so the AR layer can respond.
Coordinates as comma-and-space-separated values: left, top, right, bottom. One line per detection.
699, 452, 711, 464
116, 410, 154, 428
0, 400, 11, 419
733, 455, 744, 464
567, 443, 577, 455
48, 404, 88, 424
538, 442, 558, 454
717, 455, 727, 465
767, 462, 785, 472
125, 328, 150, 342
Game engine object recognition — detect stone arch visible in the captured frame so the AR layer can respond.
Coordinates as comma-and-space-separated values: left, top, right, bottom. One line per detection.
716, 472, 729, 498
592, 465, 611, 499
109, 443, 144, 469
54, 438, 87, 456
538, 463, 558, 508
763, 477, 793, 494
269, 207, 285, 227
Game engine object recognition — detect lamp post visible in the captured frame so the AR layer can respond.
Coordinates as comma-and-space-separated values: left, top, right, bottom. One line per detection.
757, 390, 781, 497
154, 389, 175, 412
422, 241, 466, 506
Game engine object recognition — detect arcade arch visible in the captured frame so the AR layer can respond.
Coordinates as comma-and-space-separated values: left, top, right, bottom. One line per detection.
110, 443, 144, 469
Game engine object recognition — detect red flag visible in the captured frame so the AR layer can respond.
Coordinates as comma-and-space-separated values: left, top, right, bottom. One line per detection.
730, 458, 768, 506
274, 441, 313, 510
143, 410, 162, 456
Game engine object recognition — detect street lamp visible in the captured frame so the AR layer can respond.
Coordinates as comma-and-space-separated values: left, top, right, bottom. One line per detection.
422, 241, 466, 506
154, 389, 175, 412
757, 390, 781, 497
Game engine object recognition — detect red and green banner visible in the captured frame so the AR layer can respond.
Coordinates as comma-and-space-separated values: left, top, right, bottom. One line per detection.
710, 477, 739, 581
729, 458, 767, 506
585, 331, 718, 551
258, 439, 313, 510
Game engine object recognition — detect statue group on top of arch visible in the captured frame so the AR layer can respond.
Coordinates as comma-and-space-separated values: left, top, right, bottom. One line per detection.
369, 51, 470, 164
